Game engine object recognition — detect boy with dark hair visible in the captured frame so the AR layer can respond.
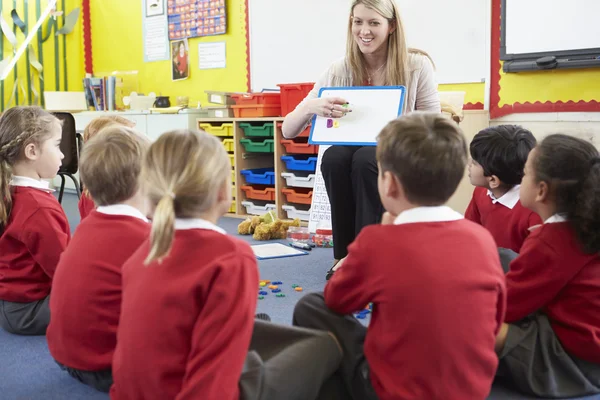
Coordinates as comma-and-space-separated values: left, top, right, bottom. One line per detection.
293, 113, 506, 400
465, 125, 542, 254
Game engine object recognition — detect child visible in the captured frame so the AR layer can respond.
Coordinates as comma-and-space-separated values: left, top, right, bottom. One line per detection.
495, 134, 600, 398
0, 106, 70, 335
78, 115, 136, 221
465, 125, 542, 254
293, 113, 506, 400
110, 129, 259, 399
47, 125, 150, 392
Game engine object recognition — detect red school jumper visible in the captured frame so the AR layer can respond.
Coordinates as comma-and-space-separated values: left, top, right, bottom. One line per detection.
47, 208, 150, 371
325, 209, 506, 400
78, 193, 96, 221
505, 220, 600, 363
0, 186, 70, 302
110, 222, 259, 400
465, 186, 542, 253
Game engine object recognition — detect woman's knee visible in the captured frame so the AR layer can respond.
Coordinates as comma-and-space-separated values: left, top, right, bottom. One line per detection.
351, 147, 378, 176
321, 146, 354, 175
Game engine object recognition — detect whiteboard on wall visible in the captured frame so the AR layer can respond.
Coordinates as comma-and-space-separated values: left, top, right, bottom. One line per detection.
504, 0, 600, 56
247, 0, 488, 90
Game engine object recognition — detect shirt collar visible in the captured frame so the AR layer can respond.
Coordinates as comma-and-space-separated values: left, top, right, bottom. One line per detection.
96, 204, 149, 223
487, 185, 520, 209
394, 206, 463, 225
174, 218, 226, 234
10, 176, 54, 192
545, 213, 567, 224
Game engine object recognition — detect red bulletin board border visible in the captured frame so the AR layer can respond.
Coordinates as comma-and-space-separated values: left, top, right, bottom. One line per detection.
464, 102, 484, 110
82, 0, 93, 75
489, 0, 600, 119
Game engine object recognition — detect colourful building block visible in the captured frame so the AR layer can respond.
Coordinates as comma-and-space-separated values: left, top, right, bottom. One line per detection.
333, 120, 340, 128
326, 119, 333, 128
294, 287, 303, 292
272, 289, 281, 293
272, 281, 283, 285
291, 284, 299, 288
276, 293, 286, 297
268, 285, 278, 290
259, 282, 266, 287
258, 296, 264, 300
259, 291, 268, 295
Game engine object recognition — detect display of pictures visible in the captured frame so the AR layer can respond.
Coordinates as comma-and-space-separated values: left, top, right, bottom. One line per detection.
167, 0, 227, 39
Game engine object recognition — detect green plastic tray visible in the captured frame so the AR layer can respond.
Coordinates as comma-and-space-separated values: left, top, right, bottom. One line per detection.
239, 122, 274, 137
240, 138, 274, 153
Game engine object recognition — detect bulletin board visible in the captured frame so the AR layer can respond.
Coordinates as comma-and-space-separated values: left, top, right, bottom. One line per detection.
167, 0, 227, 40
309, 86, 406, 146
490, 0, 600, 118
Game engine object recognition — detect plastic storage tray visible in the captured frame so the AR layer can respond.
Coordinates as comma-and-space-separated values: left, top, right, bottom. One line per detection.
281, 139, 318, 154
241, 185, 276, 201
232, 169, 236, 183
228, 154, 235, 167
222, 138, 234, 152
199, 122, 233, 137
231, 93, 281, 106
277, 83, 315, 116
281, 188, 313, 205
282, 205, 311, 222
281, 172, 316, 188
241, 201, 277, 216
239, 122, 274, 137
228, 201, 236, 213
241, 168, 275, 185
232, 104, 281, 118
240, 138, 274, 153
281, 156, 318, 171
205, 106, 235, 118
205, 90, 237, 105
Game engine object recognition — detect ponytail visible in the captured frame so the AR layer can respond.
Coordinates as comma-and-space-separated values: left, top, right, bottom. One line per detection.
145, 193, 176, 264
534, 134, 600, 254
0, 159, 13, 232
572, 160, 600, 254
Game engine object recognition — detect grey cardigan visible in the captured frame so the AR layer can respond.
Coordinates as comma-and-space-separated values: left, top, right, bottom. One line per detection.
296, 52, 441, 116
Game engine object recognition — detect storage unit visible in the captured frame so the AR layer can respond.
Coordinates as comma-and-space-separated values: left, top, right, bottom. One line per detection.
239, 122, 274, 137
199, 122, 234, 136
281, 172, 315, 188
241, 185, 276, 201
281, 188, 313, 205
282, 205, 311, 222
281, 156, 318, 172
240, 138, 274, 153
281, 139, 318, 154
241, 201, 277, 216
241, 168, 276, 185
277, 83, 314, 116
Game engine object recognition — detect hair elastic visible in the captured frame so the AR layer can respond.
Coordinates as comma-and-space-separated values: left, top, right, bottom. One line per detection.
166, 191, 176, 200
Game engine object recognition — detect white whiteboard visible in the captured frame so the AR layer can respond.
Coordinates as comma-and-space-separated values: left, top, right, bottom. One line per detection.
505, 0, 600, 55
247, 0, 488, 90
309, 86, 405, 145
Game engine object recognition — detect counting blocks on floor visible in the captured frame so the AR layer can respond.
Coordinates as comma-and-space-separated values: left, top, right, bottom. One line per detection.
257, 281, 303, 300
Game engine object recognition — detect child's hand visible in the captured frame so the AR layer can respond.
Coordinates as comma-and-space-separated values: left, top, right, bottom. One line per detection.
381, 212, 397, 225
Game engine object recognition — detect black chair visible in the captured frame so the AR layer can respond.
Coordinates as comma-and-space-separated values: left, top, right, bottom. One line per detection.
52, 112, 81, 203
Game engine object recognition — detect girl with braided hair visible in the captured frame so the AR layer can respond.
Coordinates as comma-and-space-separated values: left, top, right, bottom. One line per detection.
0, 106, 70, 335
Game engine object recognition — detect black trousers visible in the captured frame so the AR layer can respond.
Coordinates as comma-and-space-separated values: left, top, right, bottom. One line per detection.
56, 361, 113, 393
321, 146, 384, 260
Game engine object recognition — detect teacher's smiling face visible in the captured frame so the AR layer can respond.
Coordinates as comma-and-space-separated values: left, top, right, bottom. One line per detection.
351, 4, 394, 55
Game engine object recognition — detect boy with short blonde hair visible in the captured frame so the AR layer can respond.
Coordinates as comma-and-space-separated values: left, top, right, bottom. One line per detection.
294, 113, 506, 400
78, 116, 136, 220
47, 125, 150, 393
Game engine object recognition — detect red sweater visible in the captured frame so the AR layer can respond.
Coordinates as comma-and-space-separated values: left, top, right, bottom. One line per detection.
465, 187, 542, 253
325, 220, 506, 400
78, 193, 95, 221
0, 187, 70, 302
47, 211, 150, 371
110, 229, 259, 400
505, 222, 600, 363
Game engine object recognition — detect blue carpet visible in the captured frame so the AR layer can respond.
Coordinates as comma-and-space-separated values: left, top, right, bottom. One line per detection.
0, 192, 597, 399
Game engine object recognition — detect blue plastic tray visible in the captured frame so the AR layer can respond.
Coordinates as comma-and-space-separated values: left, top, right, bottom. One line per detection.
240, 168, 276, 185
281, 156, 318, 172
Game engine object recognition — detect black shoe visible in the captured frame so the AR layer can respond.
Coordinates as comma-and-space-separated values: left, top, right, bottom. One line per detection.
255, 313, 271, 322
325, 260, 340, 280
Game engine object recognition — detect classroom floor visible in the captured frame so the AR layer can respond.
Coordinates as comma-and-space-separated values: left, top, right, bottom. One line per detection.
0, 192, 598, 399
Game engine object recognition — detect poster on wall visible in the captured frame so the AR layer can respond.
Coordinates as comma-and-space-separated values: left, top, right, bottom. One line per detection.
143, 0, 170, 62
167, 0, 227, 39
198, 42, 226, 69
172, 38, 190, 81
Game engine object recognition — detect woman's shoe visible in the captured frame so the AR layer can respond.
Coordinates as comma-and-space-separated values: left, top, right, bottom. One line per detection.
325, 259, 340, 280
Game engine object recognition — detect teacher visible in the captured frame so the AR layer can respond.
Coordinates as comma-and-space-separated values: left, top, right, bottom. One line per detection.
282, 0, 441, 279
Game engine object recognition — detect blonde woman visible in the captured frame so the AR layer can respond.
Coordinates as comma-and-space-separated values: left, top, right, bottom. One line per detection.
283, 0, 440, 279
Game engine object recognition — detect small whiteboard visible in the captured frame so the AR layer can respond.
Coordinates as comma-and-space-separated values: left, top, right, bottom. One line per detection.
308, 86, 406, 146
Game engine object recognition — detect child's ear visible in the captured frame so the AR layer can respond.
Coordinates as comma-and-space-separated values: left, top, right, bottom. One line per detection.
216, 179, 229, 203
488, 175, 501, 190
536, 181, 550, 203
384, 171, 402, 199
23, 143, 39, 161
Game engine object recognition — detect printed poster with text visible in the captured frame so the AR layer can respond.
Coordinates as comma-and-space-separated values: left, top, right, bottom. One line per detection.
168, 0, 227, 39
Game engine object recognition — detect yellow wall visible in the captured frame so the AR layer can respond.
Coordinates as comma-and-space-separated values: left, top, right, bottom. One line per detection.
498, 64, 600, 106
439, 83, 485, 105
91, 0, 248, 107
0, 0, 83, 110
